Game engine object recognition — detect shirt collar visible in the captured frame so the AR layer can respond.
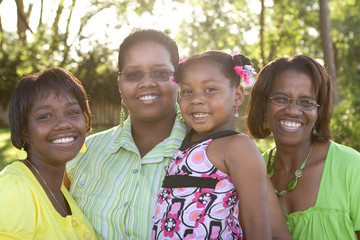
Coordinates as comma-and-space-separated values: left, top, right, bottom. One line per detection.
106, 105, 186, 159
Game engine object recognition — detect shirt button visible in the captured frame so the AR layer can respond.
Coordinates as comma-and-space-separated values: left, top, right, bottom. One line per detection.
124, 202, 129, 207
83, 232, 92, 239
132, 169, 139, 174
72, 219, 78, 227
78, 180, 86, 187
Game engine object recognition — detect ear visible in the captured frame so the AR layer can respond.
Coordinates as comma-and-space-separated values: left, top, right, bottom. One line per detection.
234, 85, 245, 107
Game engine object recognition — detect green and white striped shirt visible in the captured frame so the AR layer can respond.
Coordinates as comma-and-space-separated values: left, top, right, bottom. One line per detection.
67, 114, 186, 240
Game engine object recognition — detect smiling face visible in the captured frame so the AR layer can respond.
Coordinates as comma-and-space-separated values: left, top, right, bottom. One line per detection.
23, 90, 86, 166
118, 41, 178, 123
265, 70, 318, 147
179, 60, 244, 137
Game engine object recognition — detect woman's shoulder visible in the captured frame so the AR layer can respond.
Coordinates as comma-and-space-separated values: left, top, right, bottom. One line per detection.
86, 125, 124, 144
328, 141, 360, 165
0, 163, 37, 228
0, 162, 37, 196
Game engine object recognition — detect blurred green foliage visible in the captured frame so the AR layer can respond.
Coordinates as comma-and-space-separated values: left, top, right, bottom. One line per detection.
0, 0, 359, 151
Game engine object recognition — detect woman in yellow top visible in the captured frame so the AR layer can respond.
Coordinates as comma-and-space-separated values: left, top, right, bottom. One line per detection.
0, 67, 97, 240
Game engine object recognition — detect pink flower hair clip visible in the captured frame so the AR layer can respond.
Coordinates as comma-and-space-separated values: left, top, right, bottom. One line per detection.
234, 65, 256, 86
232, 51, 240, 57
178, 56, 188, 64
170, 76, 181, 86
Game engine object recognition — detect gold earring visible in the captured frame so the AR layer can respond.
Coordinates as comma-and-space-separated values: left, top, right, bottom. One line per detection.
16, 147, 28, 160
80, 144, 86, 153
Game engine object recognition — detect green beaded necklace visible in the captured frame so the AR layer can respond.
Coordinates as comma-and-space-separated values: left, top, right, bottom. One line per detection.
267, 144, 313, 196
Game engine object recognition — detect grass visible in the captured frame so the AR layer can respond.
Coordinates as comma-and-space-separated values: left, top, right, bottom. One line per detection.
0, 127, 17, 170
0, 126, 275, 171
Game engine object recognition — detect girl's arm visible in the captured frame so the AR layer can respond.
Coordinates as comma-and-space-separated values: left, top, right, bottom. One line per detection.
356, 231, 360, 239
266, 178, 292, 240
225, 135, 272, 240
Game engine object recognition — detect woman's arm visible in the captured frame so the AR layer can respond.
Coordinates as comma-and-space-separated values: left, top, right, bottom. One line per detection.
356, 231, 360, 239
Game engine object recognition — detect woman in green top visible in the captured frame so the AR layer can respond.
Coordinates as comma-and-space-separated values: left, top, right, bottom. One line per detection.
247, 54, 360, 239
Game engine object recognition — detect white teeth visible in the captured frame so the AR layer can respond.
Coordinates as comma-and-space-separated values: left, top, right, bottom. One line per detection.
51, 137, 75, 144
280, 120, 301, 130
139, 95, 158, 101
193, 113, 209, 118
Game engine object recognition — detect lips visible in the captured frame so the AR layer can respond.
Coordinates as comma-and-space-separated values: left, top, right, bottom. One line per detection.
280, 120, 302, 130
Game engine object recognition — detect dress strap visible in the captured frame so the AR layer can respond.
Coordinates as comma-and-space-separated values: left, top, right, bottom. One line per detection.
179, 129, 239, 151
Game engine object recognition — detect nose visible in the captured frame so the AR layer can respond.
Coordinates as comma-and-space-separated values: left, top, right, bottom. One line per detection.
139, 72, 156, 88
285, 100, 302, 115
190, 91, 205, 105
55, 115, 72, 130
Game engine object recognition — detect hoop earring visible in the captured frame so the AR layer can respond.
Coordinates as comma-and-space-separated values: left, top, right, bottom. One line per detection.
16, 143, 28, 160
234, 106, 239, 118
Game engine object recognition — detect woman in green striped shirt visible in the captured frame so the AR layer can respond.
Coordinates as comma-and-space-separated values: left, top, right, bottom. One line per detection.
65, 29, 186, 240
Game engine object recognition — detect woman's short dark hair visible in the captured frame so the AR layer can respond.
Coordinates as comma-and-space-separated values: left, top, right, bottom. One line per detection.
247, 54, 333, 142
9, 67, 92, 150
118, 29, 179, 71
174, 50, 252, 87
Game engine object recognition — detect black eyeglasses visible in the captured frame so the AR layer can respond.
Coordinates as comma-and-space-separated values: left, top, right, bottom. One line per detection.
118, 69, 174, 82
269, 94, 319, 111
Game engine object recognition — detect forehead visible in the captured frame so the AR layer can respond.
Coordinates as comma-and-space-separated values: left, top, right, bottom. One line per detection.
271, 70, 315, 97
182, 60, 225, 81
123, 41, 172, 69
33, 89, 76, 106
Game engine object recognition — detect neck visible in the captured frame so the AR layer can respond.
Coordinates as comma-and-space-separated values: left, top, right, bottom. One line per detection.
274, 141, 313, 172
131, 111, 177, 157
26, 159, 65, 192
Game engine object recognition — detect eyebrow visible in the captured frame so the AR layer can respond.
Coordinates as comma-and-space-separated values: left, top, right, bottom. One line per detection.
124, 64, 172, 69
182, 78, 220, 86
272, 92, 316, 99
32, 102, 79, 112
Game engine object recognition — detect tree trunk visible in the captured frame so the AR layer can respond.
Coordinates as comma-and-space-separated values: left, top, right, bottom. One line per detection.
260, 0, 265, 66
319, 0, 338, 103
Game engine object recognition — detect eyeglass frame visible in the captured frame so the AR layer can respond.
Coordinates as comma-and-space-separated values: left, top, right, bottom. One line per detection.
268, 94, 320, 111
118, 69, 174, 82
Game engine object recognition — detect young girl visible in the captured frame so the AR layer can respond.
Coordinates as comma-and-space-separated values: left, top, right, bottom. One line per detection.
152, 51, 275, 239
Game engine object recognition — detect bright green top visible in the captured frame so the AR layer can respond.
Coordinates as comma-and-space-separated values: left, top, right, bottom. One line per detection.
67, 113, 186, 240
263, 142, 360, 239
0, 162, 97, 240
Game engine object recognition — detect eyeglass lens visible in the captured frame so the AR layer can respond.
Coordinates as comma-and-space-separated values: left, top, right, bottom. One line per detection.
120, 69, 173, 82
270, 95, 319, 110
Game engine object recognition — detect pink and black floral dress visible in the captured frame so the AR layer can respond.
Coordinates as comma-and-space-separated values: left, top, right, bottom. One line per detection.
152, 130, 243, 240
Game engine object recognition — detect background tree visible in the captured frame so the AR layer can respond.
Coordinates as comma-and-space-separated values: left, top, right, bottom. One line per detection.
0, 0, 359, 150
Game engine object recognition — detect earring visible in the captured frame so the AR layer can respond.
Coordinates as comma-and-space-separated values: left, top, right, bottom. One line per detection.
120, 103, 126, 127
234, 106, 239, 118
262, 118, 267, 130
312, 128, 317, 135
16, 146, 28, 160
80, 144, 86, 153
